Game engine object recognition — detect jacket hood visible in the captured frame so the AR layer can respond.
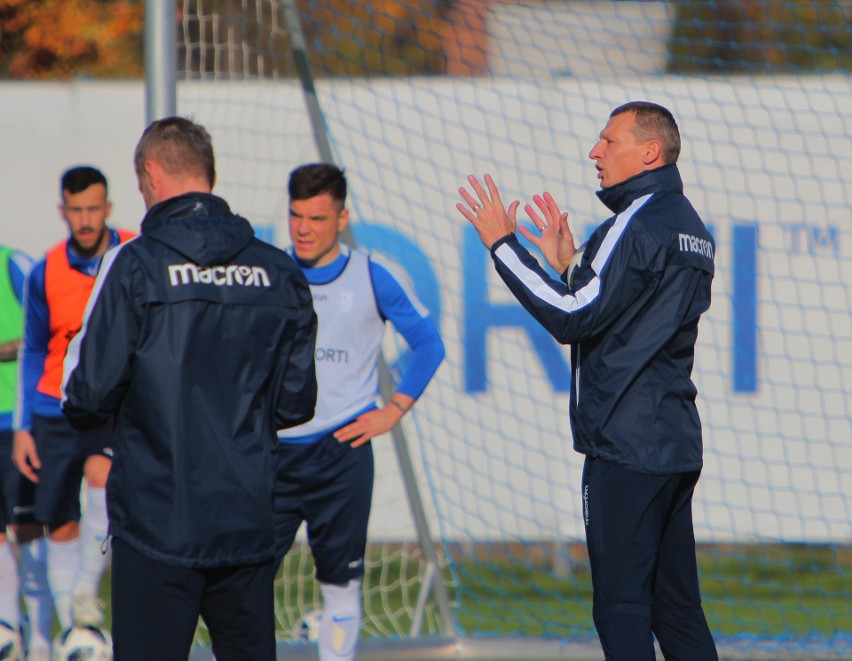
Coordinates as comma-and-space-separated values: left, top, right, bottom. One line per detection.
596, 162, 683, 214
141, 193, 254, 266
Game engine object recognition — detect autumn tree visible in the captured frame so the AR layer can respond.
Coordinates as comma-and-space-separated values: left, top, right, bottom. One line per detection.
0, 0, 143, 79
1, 0, 451, 81
0, 0, 452, 80
304, 0, 450, 76
669, 0, 852, 73
180, 0, 451, 79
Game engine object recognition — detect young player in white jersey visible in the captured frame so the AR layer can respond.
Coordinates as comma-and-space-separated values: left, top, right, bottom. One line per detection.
275, 163, 445, 661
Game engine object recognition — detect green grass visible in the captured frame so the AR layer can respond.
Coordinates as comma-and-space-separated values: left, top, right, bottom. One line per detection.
698, 544, 852, 637
93, 542, 850, 644
449, 543, 851, 639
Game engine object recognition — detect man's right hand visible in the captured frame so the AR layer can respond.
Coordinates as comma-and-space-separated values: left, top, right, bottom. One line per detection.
457, 173, 520, 250
13, 430, 41, 483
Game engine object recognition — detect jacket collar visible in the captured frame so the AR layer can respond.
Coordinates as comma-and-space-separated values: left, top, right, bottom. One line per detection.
141, 192, 254, 266
596, 163, 683, 214
142, 192, 232, 226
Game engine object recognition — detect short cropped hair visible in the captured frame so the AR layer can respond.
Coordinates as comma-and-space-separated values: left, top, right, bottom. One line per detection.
61, 166, 108, 197
134, 116, 216, 187
611, 101, 681, 164
288, 163, 347, 204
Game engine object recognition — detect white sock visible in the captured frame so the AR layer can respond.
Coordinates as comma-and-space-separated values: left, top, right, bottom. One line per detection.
319, 580, 361, 661
0, 541, 19, 631
73, 486, 109, 598
46, 536, 80, 629
19, 537, 53, 653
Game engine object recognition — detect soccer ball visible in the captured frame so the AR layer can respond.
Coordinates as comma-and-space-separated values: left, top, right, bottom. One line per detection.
0, 620, 20, 661
52, 625, 112, 661
294, 609, 322, 643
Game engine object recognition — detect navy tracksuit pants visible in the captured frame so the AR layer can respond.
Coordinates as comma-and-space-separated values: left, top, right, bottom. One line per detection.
111, 538, 277, 661
582, 456, 718, 661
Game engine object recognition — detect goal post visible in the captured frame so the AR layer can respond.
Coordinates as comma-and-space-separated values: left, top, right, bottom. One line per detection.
161, 1, 850, 658
144, 0, 177, 121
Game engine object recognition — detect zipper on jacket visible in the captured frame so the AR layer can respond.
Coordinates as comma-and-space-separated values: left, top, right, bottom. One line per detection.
575, 345, 581, 406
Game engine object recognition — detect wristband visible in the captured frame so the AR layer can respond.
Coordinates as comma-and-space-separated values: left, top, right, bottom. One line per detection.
389, 399, 407, 414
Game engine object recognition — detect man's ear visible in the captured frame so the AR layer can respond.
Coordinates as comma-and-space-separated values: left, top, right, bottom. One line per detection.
144, 159, 164, 190
643, 140, 663, 166
337, 208, 350, 233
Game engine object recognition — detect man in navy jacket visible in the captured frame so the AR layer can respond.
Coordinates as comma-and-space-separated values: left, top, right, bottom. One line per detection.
62, 116, 318, 660
458, 101, 717, 660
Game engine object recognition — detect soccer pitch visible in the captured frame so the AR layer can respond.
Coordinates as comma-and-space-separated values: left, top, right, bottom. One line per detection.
92, 542, 850, 655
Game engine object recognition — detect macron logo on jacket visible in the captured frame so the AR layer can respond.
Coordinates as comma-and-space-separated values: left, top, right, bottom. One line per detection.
168, 263, 271, 287
678, 233, 714, 260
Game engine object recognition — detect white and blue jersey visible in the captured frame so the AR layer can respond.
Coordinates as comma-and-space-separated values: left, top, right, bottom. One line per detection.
278, 244, 444, 444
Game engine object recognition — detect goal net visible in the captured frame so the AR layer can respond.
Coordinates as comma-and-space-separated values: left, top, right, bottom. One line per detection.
176, 1, 851, 657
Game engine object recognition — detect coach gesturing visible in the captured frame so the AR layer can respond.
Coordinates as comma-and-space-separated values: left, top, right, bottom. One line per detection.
61, 116, 318, 660
458, 102, 718, 661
